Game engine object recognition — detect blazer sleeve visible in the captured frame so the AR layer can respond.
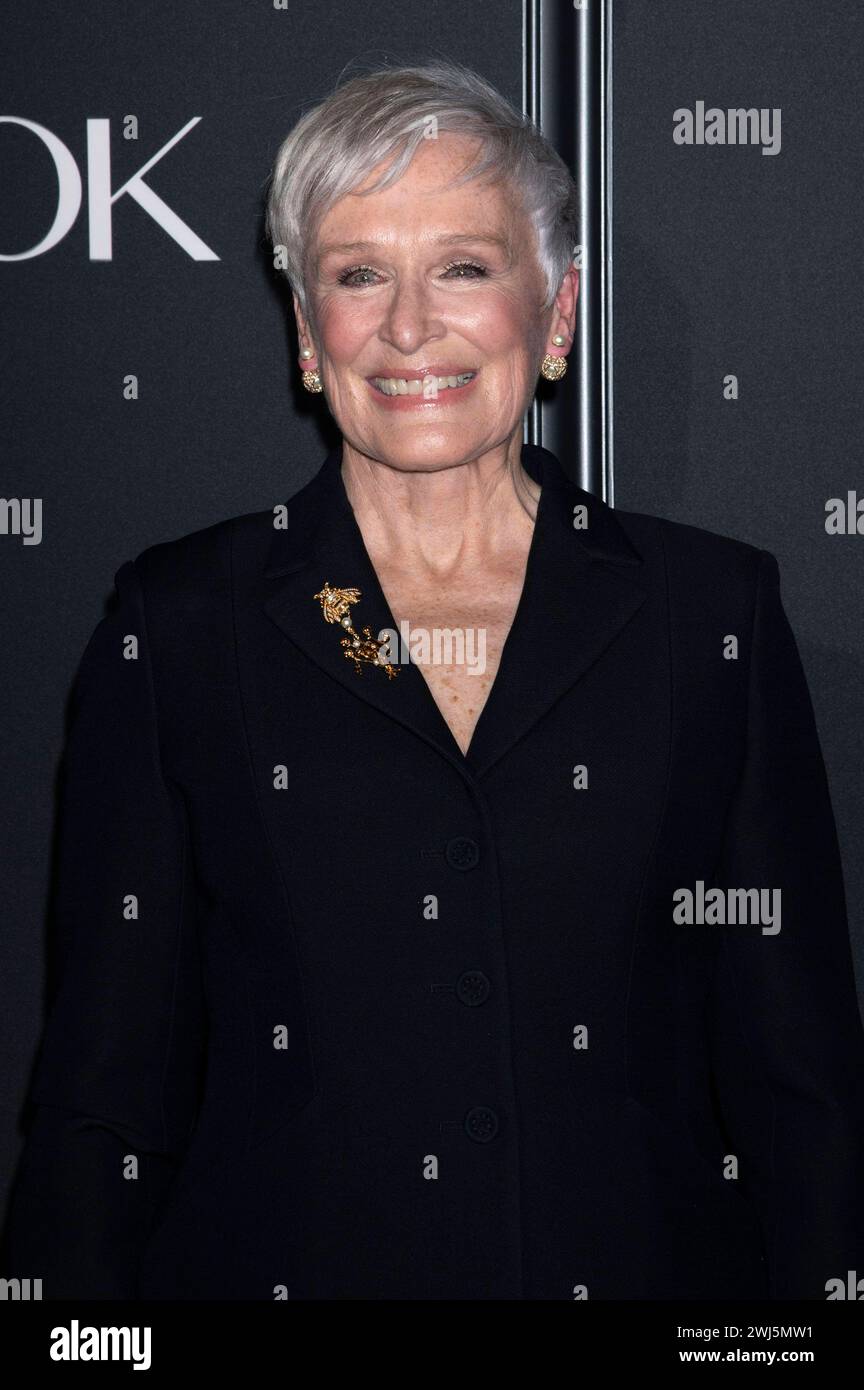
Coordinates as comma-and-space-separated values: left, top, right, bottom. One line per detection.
5, 557, 206, 1299
709, 547, 864, 1299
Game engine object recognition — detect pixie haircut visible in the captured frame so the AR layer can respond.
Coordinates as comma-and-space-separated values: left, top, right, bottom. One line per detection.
265, 60, 579, 318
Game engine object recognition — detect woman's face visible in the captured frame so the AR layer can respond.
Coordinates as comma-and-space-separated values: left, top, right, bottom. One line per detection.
296, 133, 577, 473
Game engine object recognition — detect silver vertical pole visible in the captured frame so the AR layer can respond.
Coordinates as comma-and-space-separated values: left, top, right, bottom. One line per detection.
522, 0, 614, 502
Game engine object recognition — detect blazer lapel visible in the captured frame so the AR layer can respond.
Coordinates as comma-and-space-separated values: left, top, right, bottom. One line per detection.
261, 448, 468, 767
260, 446, 647, 779
462, 445, 647, 776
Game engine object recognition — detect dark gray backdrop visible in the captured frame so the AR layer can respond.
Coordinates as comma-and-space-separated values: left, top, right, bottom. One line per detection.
1, 0, 861, 1236
612, 0, 864, 1006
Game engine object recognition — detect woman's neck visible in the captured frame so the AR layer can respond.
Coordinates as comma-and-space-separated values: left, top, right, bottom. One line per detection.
339, 439, 540, 578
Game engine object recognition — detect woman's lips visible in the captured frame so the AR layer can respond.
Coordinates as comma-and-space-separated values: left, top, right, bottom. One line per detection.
366, 369, 479, 409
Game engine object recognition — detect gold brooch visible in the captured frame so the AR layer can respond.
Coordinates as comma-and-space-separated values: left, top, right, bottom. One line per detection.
313, 581, 399, 679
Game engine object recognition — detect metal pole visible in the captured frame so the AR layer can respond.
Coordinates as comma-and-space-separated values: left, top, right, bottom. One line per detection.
522, 0, 613, 502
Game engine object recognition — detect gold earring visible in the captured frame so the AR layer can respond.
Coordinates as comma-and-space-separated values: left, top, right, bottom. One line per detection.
540, 353, 568, 382
302, 369, 323, 393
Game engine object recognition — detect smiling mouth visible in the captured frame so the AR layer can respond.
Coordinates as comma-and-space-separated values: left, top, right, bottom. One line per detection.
370, 371, 477, 396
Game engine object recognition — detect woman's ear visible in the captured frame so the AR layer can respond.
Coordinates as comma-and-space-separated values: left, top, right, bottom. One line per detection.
549, 265, 579, 347
293, 294, 318, 369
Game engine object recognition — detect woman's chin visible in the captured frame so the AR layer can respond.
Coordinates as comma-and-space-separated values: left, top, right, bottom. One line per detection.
361, 430, 501, 471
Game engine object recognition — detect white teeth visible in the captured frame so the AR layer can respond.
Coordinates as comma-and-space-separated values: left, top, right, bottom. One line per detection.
372, 372, 476, 396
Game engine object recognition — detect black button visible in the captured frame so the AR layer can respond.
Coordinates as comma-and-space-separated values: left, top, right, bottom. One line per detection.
464, 1106, 499, 1143
445, 836, 480, 871
456, 970, 491, 1006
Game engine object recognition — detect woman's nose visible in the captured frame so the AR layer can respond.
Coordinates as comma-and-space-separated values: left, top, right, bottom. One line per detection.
380, 277, 445, 355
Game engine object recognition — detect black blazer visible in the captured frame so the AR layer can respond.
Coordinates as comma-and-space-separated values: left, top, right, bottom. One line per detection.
7, 444, 864, 1300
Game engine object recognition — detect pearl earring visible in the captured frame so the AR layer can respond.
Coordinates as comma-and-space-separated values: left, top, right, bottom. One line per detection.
552, 334, 566, 346
300, 347, 313, 360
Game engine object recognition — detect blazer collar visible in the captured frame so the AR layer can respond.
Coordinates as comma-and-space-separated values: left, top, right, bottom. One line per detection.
261, 445, 646, 779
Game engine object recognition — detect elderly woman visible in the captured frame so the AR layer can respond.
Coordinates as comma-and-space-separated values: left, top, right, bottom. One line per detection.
8, 61, 864, 1302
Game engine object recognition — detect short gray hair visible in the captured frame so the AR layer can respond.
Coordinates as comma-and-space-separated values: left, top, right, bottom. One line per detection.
265, 60, 578, 317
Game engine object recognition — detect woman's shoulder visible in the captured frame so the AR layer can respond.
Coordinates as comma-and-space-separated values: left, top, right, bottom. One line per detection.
116, 505, 280, 603
602, 503, 784, 631
611, 501, 777, 596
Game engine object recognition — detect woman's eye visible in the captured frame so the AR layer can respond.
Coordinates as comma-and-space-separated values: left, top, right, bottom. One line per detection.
335, 260, 488, 287
337, 265, 379, 287
441, 261, 487, 279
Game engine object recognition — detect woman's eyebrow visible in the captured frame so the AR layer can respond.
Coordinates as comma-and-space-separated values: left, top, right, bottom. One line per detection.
316, 232, 510, 259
